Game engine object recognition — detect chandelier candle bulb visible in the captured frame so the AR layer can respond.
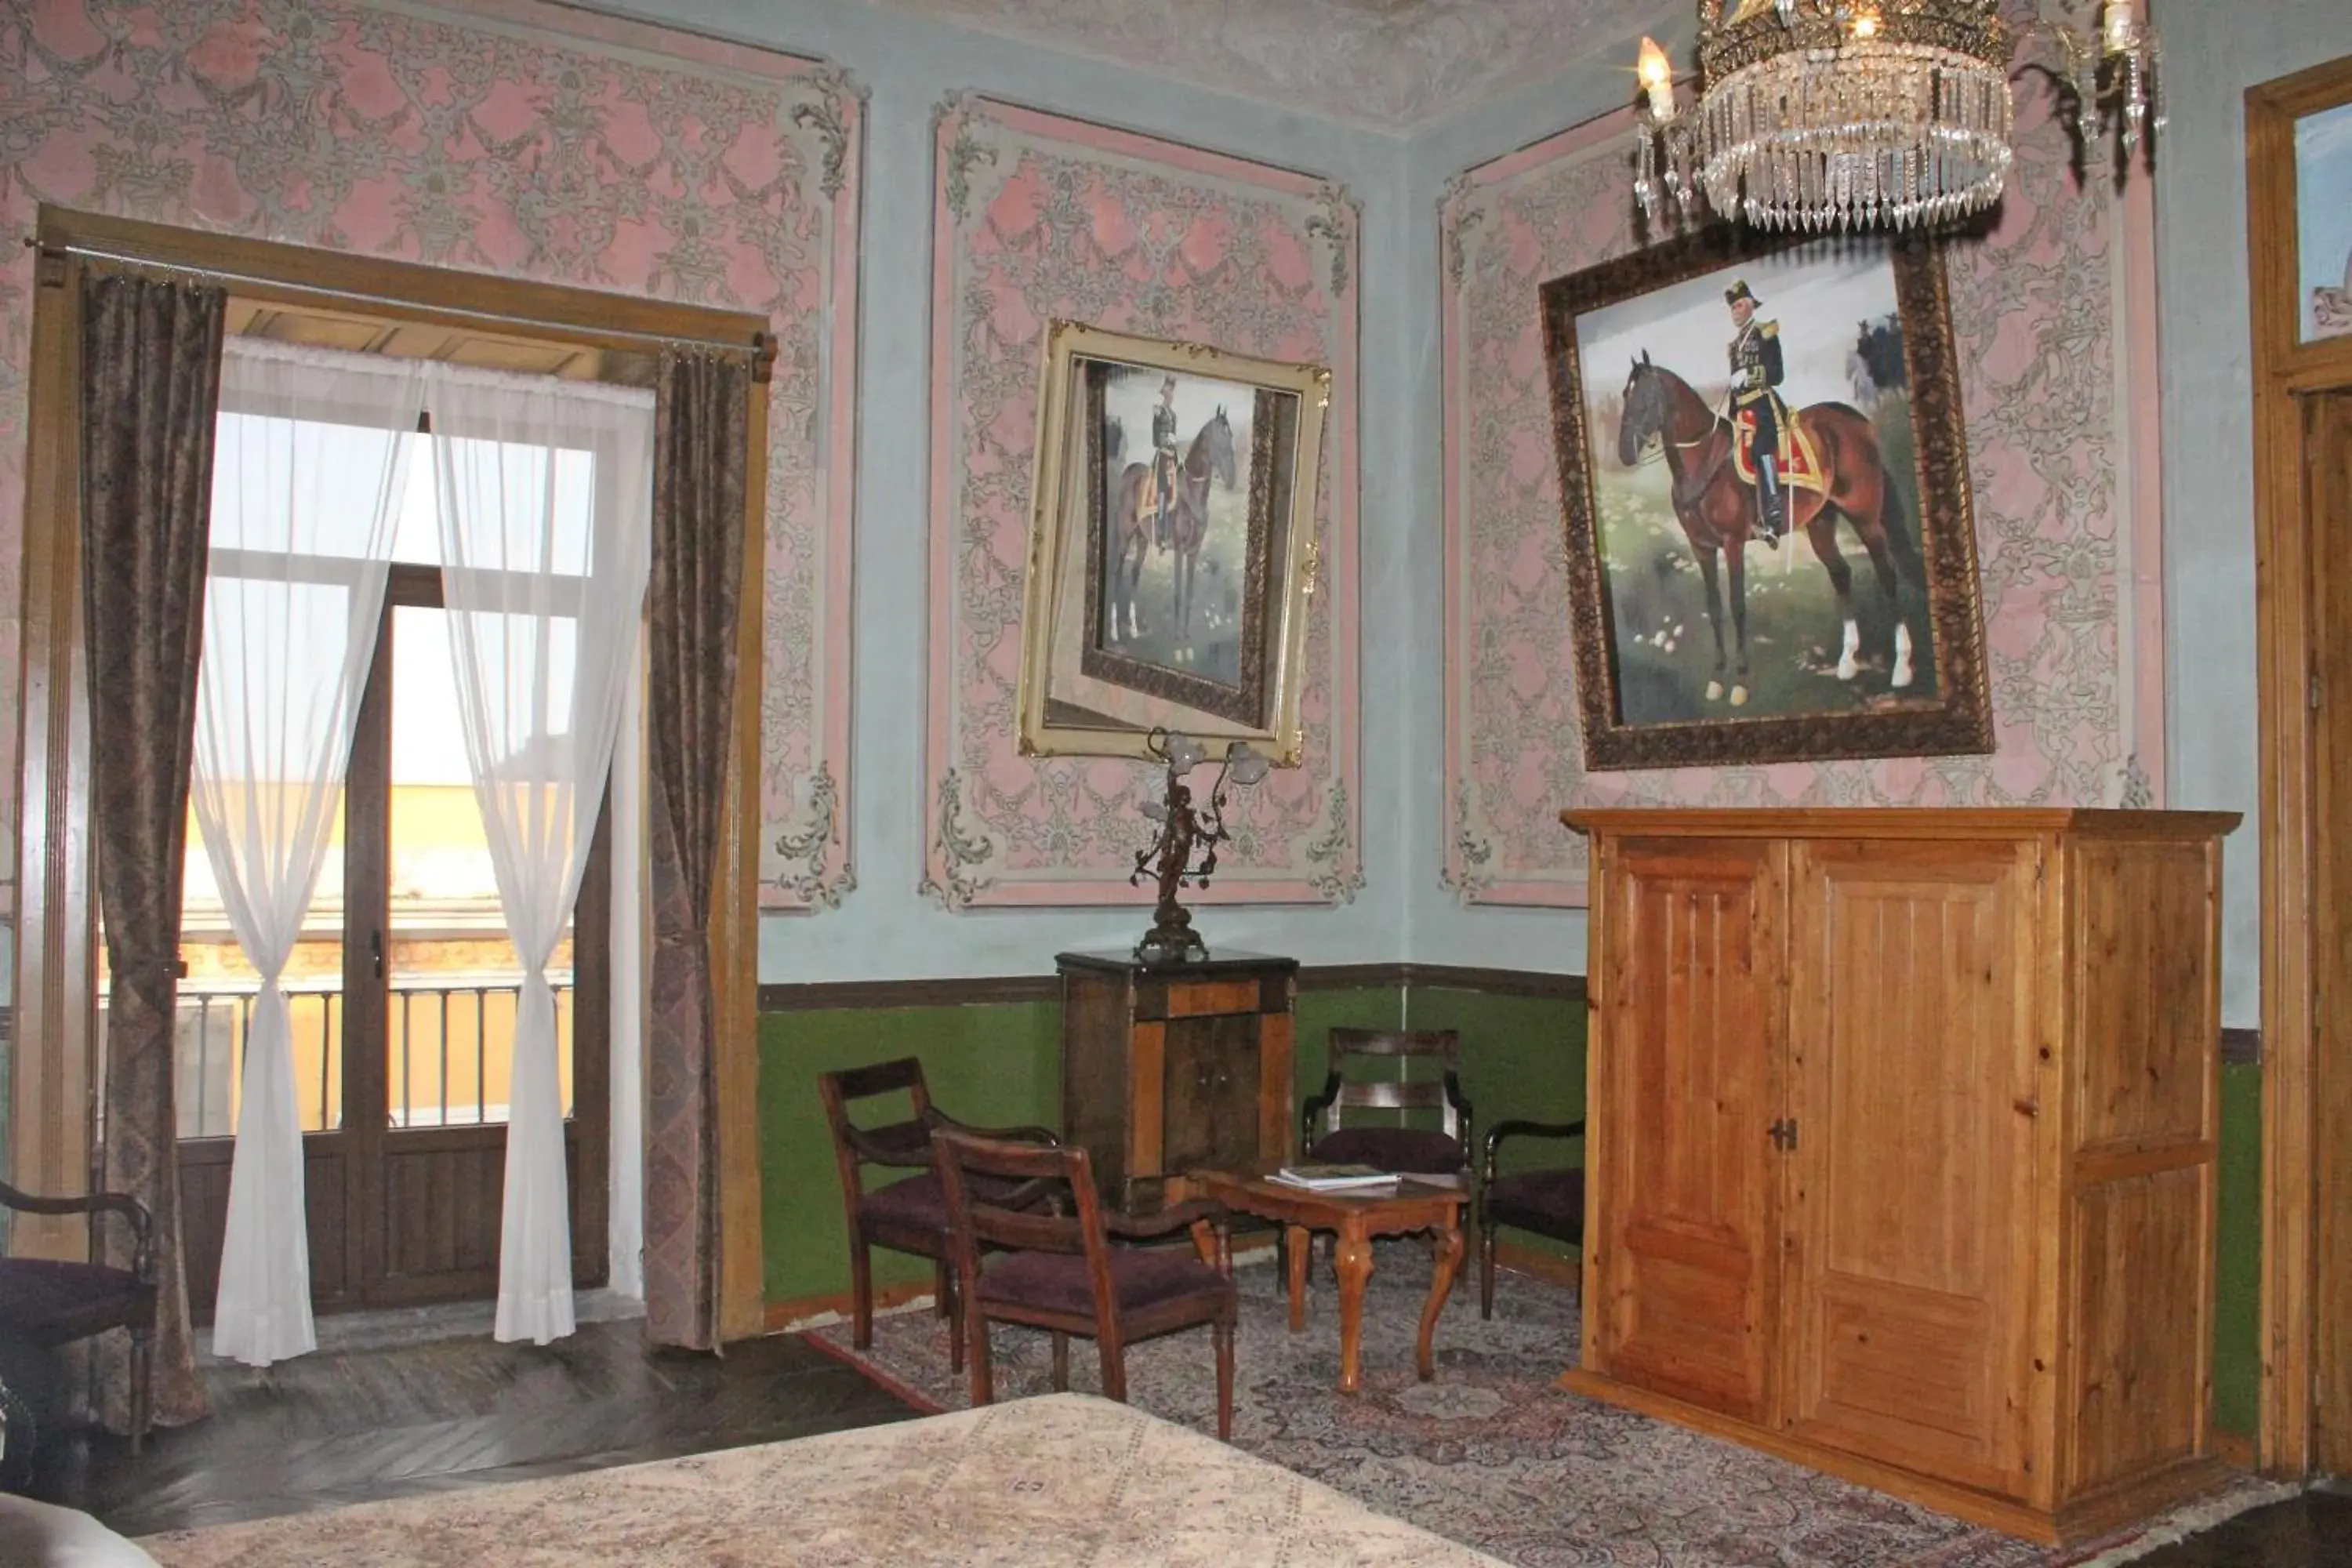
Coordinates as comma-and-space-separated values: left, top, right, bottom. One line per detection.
1639, 35, 1677, 120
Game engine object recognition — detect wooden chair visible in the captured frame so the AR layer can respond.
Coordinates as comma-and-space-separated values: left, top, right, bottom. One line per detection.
817, 1058, 1059, 1374
0, 1179, 158, 1454
931, 1128, 1238, 1440
1477, 1116, 1587, 1319
1301, 1028, 1473, 1179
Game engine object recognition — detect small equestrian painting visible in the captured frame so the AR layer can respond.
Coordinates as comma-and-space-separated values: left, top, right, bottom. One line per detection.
1015, 323, 1328, 764
1091, 364, 1255, 690
1541, 228, 1991, 771
2297, 97, 2352, 342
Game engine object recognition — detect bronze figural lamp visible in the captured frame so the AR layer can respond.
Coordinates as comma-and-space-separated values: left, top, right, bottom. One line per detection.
1131, 728, 1271, 965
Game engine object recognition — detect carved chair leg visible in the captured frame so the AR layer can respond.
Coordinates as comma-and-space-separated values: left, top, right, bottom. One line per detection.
849, 1236, 875, 1350
1479, 1210, 1497, 1320
940, 1256, 965, 1375
1214, 1316, 1235, 1442
966, 1303, 995, 1409
1099, 1338, 1129, 1404
129, 1327, 153, 1457
1051, 1331, 1070, 1392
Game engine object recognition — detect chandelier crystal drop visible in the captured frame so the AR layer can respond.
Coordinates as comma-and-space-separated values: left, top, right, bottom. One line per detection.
1632, 0, 2162, 234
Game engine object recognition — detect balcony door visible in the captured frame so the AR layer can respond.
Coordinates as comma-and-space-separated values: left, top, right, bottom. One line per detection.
174, 559, 612, 1319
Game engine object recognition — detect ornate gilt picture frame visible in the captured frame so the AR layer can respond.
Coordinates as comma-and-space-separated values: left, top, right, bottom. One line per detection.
1017, 321, 1328, 763
1541, 225, 1994, 771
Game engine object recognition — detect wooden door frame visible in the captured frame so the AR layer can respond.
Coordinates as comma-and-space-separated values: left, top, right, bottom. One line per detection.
10, 207, 770, 1338
2247, 56, 2352, 1478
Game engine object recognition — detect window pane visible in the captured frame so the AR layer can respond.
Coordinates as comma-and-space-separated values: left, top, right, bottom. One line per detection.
386, 604, 575, 1129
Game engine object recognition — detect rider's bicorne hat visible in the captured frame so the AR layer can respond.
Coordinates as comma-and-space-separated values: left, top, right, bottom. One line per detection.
1725, 280, 1761, 307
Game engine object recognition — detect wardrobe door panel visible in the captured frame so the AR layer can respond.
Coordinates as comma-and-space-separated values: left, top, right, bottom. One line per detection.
1782, 837, 2039, 1497
1587, 836, 1784, 1425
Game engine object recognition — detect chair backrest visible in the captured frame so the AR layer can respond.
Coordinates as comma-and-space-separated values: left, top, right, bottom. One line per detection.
931, 1128, 1118, 1330
1316, 1028, 1465, 1142
818, 1058, 941, 1205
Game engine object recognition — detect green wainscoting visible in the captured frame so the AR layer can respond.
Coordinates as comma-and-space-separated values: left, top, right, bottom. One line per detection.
757, 978, 1589, 1312
2214, 1061, 2260, 1439
1407, 986, 1589, 1262
757, 1000, 1062, 1308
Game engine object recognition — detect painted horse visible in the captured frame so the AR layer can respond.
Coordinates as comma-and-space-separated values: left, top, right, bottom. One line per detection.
1615, 351, 1922, 706
1108, 406, 1237, 648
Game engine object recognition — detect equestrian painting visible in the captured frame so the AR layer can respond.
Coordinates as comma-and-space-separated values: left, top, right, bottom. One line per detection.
1541, 230, 1992, 771
1092, 364, 1252, 690
1014, 322, 1330, 764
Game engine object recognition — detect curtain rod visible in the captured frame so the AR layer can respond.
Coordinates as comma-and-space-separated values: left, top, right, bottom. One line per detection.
31, 238, 775, 376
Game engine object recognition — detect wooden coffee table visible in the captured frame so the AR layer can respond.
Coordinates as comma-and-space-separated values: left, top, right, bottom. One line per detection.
1177, 1168, 1465, 1395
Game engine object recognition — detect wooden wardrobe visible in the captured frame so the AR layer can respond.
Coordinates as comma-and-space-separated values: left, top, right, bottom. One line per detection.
1563, 808, 2239, 1544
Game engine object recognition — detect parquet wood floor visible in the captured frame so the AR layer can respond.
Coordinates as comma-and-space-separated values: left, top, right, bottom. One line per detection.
26, 1317, 916, 1538
17, 1316, 2346, 1563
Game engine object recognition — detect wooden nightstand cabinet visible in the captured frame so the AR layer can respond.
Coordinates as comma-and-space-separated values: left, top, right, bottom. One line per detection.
1058, 949, 1298, 1203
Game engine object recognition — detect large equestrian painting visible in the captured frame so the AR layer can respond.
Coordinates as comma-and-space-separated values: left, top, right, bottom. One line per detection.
1017, 322, 1327, 764
1542, 227, 1992, 771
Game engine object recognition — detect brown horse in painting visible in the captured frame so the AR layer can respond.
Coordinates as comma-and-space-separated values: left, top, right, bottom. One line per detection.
1615, 353, 1922, 706
1107, 408, 1238, 648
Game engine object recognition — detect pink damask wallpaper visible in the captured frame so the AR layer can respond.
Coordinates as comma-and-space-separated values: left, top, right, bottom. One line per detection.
0, 0, 860, 910
1438, 47, 2169, 907
922, 96, 1362, 909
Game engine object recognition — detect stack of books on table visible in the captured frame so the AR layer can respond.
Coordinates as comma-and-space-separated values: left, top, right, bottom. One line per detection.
1270, 1163, 1399, 1192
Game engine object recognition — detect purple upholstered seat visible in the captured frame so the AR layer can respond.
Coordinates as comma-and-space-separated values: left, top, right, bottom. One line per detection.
1475, 1117, 1587, 1320
978, 1247, 1229, 1319
1308, 1127, 1466, 1176
1483, 1167, 1586, 1236
0, 1259, 153, 1348
0, 1178, 158, 1453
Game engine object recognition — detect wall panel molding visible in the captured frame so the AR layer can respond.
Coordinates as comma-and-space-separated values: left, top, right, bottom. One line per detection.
920, 96, 1363, 911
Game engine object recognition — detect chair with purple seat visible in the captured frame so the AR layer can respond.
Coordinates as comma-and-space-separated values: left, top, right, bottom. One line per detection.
931, 1127, 1237, 1439
0, 1179, 157, 1454
1300, 1029, 1473, 1181
818, 1058, 1060, 1374
1477, 1116, 1587, 1319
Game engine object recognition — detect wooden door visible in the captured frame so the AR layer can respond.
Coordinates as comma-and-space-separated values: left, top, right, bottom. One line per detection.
1583, 835, 1784, 1424
177, 567, 610, 1316
2309, 388, 2352, 1475
1780, 837, 2039, 1496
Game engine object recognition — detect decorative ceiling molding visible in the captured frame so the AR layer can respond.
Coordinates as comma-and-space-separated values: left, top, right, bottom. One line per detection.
863, 0, 1661, 130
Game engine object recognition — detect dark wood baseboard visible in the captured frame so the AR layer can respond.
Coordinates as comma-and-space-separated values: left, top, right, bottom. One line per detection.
1492, 1239, 1582, 1290
760, 963, 1586, 1014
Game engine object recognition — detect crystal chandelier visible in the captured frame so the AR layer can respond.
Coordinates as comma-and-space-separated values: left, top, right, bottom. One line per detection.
1632, 0, 2163, 233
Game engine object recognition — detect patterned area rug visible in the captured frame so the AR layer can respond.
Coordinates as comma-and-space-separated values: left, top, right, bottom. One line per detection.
805, 1247, 2289, 1568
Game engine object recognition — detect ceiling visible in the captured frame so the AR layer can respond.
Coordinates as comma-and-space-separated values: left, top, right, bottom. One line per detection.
861, 0, 1660, 130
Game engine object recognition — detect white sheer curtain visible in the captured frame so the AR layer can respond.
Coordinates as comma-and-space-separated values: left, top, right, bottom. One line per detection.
423, 362, 652, 1345
199, 340, 426, 1367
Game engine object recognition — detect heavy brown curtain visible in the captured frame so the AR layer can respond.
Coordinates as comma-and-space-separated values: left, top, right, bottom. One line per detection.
641, 350, 750, 1350
80, 270, 226, 1428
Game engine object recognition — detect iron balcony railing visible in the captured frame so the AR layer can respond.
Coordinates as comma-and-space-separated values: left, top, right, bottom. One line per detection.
151, 975, 575, 1142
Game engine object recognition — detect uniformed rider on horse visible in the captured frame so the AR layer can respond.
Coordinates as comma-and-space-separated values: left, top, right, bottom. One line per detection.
1149, 372, 1181, 554
1726, 279, 1790, 546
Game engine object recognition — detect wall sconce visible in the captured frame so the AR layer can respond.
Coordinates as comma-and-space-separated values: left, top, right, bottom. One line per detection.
1131, 728, 1271, 965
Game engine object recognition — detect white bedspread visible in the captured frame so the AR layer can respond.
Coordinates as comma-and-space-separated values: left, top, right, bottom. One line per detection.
142, 1392, 1510, 1566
